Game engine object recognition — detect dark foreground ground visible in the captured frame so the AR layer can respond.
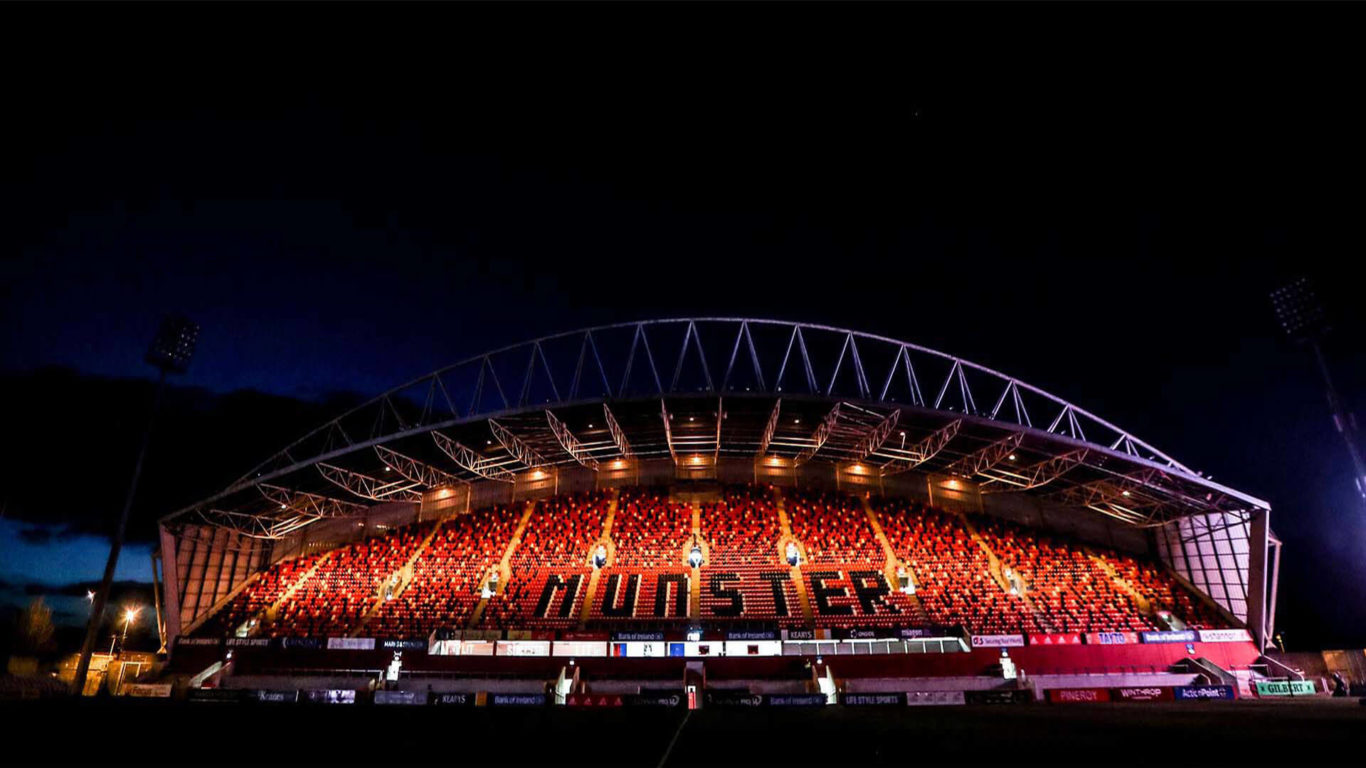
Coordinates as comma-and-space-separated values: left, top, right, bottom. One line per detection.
4, 698, 1362, 767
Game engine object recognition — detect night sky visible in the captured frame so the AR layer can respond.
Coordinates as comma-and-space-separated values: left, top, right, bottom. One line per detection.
3, 3, 1365, 649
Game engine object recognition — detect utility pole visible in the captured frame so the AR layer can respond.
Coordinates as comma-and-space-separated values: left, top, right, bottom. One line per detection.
71, 315, 198, 696
1270, 277, 1366, 509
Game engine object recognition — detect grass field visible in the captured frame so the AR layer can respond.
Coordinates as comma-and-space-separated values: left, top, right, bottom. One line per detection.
3, 698, 1361, 767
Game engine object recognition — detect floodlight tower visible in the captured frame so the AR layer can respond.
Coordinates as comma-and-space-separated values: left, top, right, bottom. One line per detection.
1270, 277, 1366, 509
71, 315, 198, 696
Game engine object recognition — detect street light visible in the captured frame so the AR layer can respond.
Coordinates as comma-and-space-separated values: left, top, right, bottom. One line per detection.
72, 315, 198, 696
121, 607, 140, 646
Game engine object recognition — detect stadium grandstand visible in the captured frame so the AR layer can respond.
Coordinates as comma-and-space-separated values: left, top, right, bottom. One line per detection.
152, 319, 1293, 705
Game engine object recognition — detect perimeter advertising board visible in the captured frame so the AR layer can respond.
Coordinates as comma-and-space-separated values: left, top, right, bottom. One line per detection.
1046, 688, 1110, 703
905, 691, 966, 706
1112, 687, 1174, 702
970, 634, 1025, 648
1140, 630, 1197, 644
840, 692, 906, 706
1253, 680, 1316, 697
1173, 685, 1235, 701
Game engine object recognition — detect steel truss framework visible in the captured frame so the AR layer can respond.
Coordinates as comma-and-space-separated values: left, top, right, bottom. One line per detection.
163, 318, 1270, 537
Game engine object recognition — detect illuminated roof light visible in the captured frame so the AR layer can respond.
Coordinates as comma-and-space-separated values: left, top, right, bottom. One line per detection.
1121, 490, 1131, 497
1008, 454, 1017, 461
588, 423, 594, 428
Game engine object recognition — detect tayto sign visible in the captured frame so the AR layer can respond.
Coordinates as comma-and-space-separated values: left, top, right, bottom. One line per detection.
490, 693, 547, 706
1197, 629, 1253, 644
1140, 630, 1197, 644
432, 692, 475, 706
970, 634, 1025, 648
1173, 685, 1235, 701
765, 694, 827, 707
1086, 631, 1138, 645
841, 692, 905, 706
1047, 688, 1111, 703
1027, 633, 1082, 646
705, 691, 765, 707
1112, 687, 1174, 702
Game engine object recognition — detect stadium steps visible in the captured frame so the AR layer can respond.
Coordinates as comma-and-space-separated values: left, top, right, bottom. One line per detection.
773, 488, 816, 624
688, 502, 703, 620
467, 500, 538, 629
578, 489, 621, 629
953, 510, 1052, 631
1085, 548, 1153, 616
349, 518, 447, 637
860, 496, 931, 623
257, 550, 335, 631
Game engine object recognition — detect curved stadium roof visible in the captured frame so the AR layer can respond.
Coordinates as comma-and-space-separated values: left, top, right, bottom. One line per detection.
164, 318, 1269, 539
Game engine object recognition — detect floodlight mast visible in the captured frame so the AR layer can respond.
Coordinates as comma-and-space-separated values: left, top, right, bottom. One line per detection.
1271, 277, 1366, 509
72, 315, 198, 696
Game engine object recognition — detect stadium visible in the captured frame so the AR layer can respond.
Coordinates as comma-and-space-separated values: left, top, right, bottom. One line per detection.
150, 318, 1292, 711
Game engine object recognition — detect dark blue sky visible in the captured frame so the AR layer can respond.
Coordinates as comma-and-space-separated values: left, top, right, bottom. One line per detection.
3, 3, 1366, 647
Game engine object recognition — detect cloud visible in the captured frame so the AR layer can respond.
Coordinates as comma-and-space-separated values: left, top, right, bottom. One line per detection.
16, 526, 54, 545
23, 579, 151, 598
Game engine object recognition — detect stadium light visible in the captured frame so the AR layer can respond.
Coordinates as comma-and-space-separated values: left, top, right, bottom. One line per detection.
1270, 277, 1366, 510
72, 314, 198, 696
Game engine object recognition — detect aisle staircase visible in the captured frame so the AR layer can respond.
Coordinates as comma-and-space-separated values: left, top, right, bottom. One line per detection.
577, 489, 621, 628
350, 518, 447, 637
256, 550, 334, 632
1086, 548, 1153, 615
773, 488, 815, 624
466, 500, 537, 629
951, 509, 1051, 631
860, 497, 930, 622
689, 502, 704, 620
